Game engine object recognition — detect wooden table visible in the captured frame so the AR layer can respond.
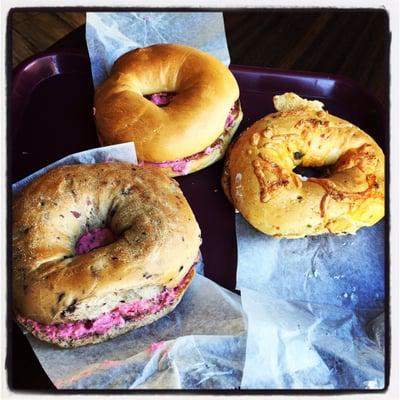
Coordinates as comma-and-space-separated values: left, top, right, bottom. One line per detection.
9, 10, 389, 391
224, 10, 388, 104
28, 10, 389, 103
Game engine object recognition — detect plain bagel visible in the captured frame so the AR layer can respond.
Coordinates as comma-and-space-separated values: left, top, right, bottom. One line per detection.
222, 93, 385, 238
94, 44, 243, 176
13, 163, 201, 347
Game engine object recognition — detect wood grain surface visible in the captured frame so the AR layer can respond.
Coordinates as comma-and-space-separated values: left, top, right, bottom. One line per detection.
11, 11, 85, 67
10, 10, 389, 103
223, 10, 389, 103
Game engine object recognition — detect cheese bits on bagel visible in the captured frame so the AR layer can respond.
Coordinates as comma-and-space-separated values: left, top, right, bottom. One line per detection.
222, 93, 384, 238
13, 163, 201, 347
94, 44, 243, 177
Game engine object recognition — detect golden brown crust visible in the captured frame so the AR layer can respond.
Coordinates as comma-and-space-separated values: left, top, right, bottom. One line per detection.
223, 93, 385, 238
94, 44, 240, 163
13, 163, 201, 324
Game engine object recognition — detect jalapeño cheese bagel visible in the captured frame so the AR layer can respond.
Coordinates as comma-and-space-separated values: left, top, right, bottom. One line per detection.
222, 93, 384, 238
94, 44, 243, 176
13, 163, 201, 347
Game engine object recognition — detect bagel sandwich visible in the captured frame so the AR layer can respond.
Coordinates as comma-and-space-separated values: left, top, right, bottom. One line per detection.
94, 44, 243, 176
13, 163, 201, 347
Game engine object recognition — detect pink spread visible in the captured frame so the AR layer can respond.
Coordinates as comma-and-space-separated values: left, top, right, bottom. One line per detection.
142, 138, 223, 174
225, 102, 238, 129
75, 227, 116, 255
148, 341, 166, 352
18, 267, 194, 341
142, 100, 240, 174
145, 92, 175, 106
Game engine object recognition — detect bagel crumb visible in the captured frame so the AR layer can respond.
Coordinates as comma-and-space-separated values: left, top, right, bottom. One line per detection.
251, 133, 260, 146
263, 126, 273, 137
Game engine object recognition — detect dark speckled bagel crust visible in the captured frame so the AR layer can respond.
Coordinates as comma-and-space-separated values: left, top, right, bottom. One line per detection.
12, 163, 201, 325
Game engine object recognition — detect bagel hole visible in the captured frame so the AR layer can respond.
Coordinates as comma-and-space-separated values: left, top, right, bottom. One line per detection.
293, 165, 331, 179
144, 92, 176, 107
75, 227, 116, 256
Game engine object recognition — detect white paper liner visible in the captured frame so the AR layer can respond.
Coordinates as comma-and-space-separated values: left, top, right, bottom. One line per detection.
236, 214, 385, 389
12, 143, 137, 195
12, 143, 247, 389
86, 12, 230, 88
25, 275, 246, 389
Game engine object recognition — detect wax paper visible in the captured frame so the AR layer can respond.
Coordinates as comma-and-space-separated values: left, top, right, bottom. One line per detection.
12, 143, 247, 389
25, 275, 246, 389
86, 12, 230, 88
236, 214, 385, 389
12, 143, 137, 195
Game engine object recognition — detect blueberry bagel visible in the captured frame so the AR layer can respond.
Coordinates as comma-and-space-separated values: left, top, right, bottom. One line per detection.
13, 163, 201, 347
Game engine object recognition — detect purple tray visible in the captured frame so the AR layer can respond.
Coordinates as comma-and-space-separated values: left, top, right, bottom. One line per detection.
11, 48, 386, 291
10, 48, 386, 390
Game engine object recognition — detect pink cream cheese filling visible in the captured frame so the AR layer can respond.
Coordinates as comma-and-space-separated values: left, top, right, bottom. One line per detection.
18, 267, 194, 341
142, 138, 224, 174
75, 227, 116, 255
142, 98, 240, 174
145, 92, 175, 106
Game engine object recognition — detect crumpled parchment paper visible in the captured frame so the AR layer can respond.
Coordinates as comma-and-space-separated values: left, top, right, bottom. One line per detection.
236, 214, 385, 389
12, 143, 247, 389
86, 12, 230, 88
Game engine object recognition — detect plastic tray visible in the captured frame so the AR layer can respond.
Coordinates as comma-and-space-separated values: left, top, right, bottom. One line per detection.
11, 48, 386, 289
9, 48, 386, 390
